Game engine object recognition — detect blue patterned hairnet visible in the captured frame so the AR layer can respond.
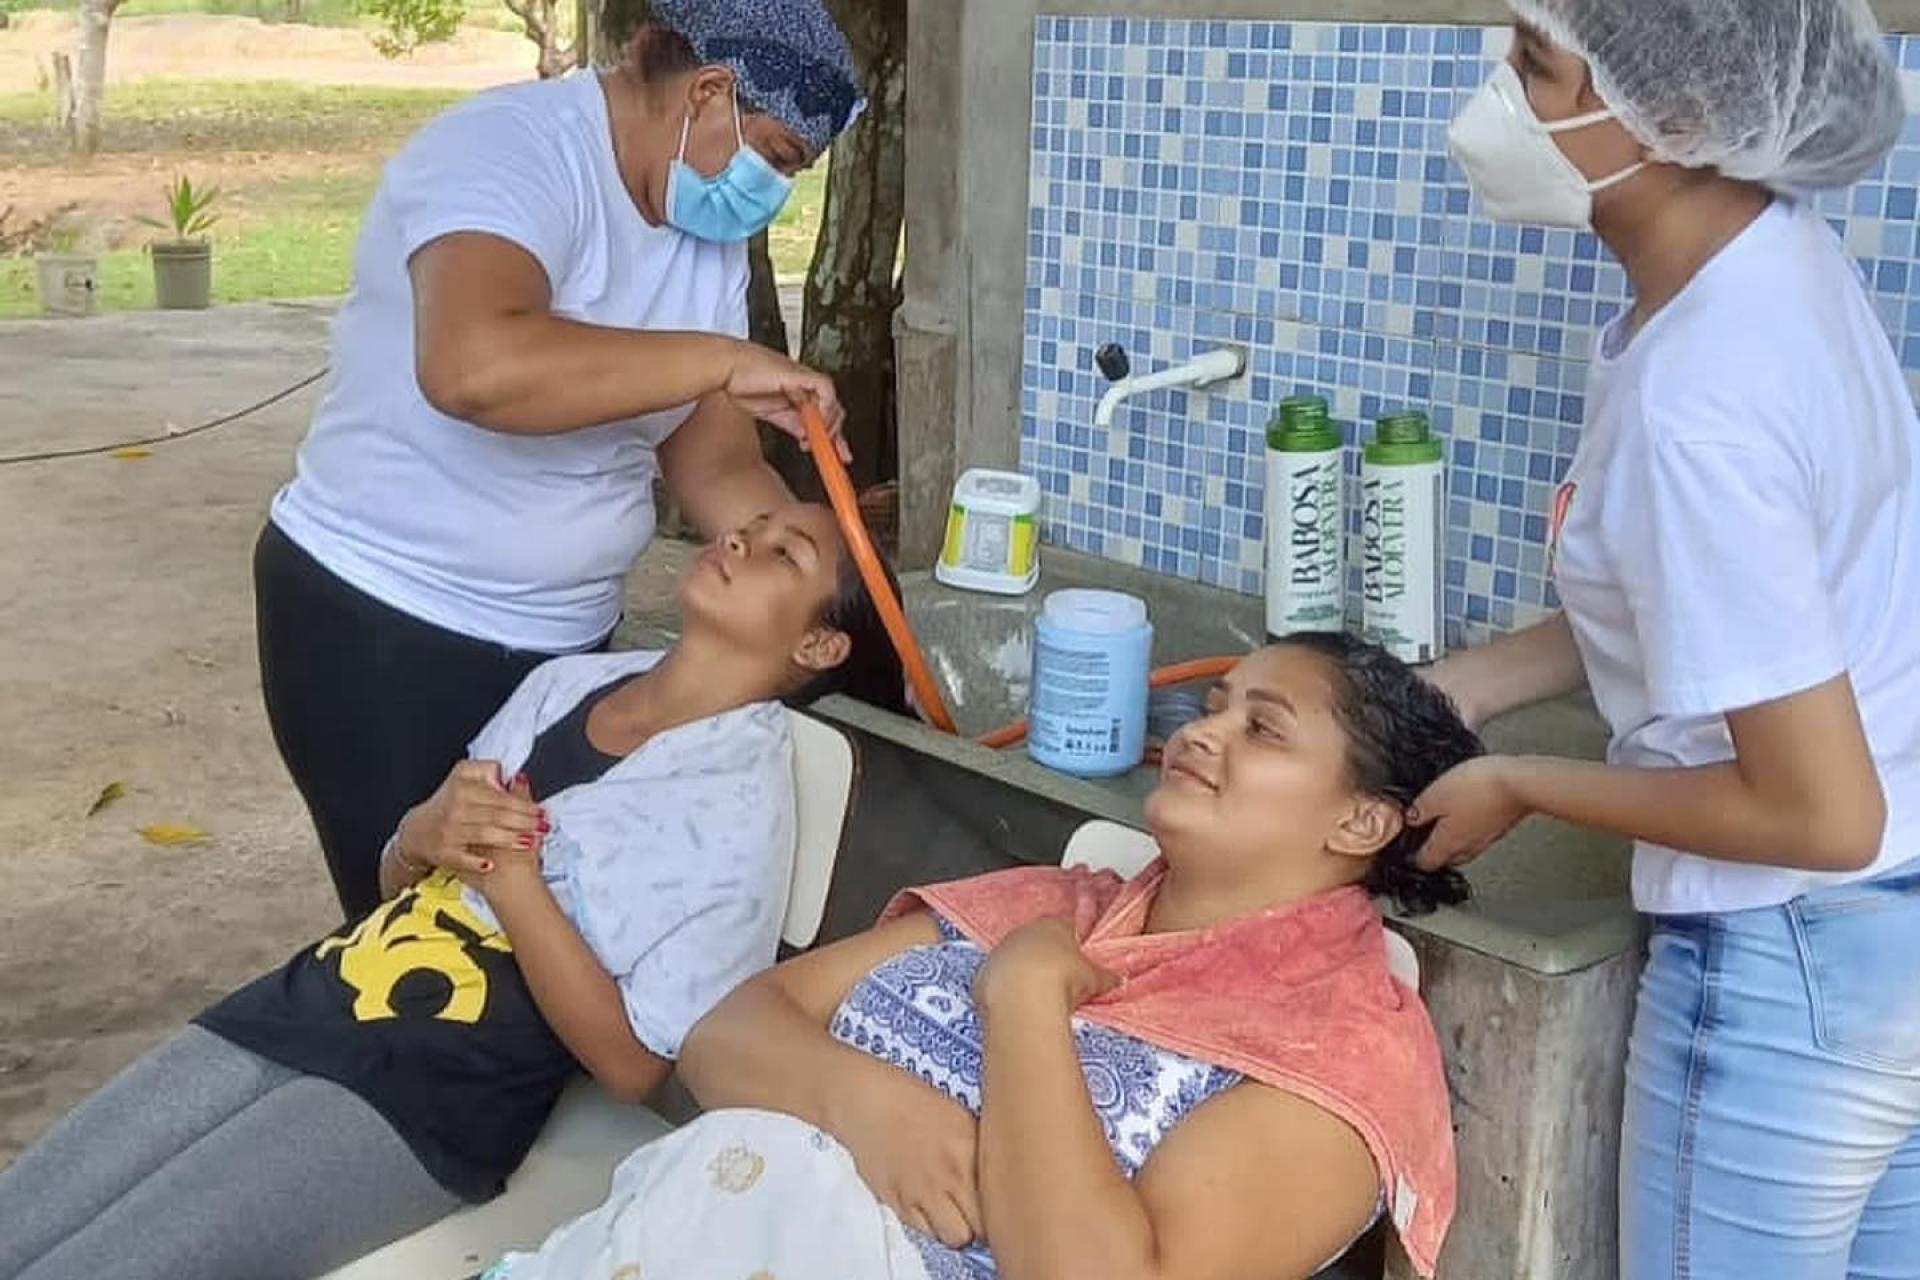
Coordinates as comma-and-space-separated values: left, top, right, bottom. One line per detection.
651, 0, 865, 155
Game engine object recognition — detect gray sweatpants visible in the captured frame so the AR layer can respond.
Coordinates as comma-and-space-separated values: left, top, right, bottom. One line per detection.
0, 1026, 462, 1280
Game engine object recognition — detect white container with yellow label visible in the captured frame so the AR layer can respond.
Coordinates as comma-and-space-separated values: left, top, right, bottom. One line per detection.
935, 468, 1042, 595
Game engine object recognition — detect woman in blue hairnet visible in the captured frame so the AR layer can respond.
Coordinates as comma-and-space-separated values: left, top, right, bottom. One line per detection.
1414, 0, 1920, 1274
255, 0, 865, 920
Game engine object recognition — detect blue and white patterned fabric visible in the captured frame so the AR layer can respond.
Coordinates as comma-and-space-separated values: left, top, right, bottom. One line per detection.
830, 917, 1243, 1279
652, 0, 864, 154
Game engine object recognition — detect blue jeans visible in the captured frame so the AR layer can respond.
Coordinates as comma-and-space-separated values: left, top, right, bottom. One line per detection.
1622, 867, 1920, 1279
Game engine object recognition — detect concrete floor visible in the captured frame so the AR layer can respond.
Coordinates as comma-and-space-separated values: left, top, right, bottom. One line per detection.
0, 301, 705, 1163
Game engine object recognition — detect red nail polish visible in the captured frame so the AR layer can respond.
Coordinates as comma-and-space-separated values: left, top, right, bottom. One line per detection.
538, 817, 551, 833
517, 834, 534, 848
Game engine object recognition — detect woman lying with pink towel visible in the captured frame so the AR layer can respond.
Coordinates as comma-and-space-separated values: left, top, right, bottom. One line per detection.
489, 633, 1480, 1280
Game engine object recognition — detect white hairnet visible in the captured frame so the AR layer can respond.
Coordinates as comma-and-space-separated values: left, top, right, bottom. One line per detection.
1508, 0, 1906, 192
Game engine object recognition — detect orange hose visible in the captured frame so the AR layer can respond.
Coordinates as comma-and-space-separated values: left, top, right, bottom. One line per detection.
800, 401, 958, 734
801, 401, 1238, 751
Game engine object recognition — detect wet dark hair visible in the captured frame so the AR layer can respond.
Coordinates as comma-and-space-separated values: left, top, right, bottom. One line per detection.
1274, 632, 1483, 916
784, 544, 912, 718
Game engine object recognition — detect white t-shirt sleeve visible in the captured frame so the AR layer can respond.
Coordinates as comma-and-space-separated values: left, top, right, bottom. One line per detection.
609, 758, 794, 1058
1611, 431, 1847, 718
464, 658, 567, 767
383, 101, 579, 290
616, 893, 783, 1058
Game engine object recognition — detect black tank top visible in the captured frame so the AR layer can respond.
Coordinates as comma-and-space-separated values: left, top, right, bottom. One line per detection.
196, 677, 634, 1201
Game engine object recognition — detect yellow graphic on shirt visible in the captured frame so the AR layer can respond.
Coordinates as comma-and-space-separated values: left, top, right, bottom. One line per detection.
316, 870, 512, 1024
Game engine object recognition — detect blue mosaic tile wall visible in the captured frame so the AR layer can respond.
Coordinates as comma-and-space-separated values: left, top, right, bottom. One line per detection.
1019, 16, 1920, 643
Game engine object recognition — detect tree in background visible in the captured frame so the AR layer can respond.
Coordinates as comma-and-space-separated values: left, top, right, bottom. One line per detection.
359, 0, 461, 57
58, 0, 122, 157
502, 0, 580, 80
361, 0, 577, 78
799, 0, 905, 493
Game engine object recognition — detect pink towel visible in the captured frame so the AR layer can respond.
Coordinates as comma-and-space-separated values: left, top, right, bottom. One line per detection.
884, 860, 1456, 1277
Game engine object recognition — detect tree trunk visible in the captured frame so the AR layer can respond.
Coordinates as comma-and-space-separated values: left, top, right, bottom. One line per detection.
748, 229, 817, 494
803, 0, 907, 491
747, 231, 790, 358
284, 0, 302, 21
51, 53, 74, 137
69, 0, 119, 158
504, 0, 579, 79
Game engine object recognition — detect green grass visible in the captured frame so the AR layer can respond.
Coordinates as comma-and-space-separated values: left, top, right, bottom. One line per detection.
1, 172, 377, 314
0, 78, 829, 316
21, 0, 365, 25
0, 165, 828, 314
0, 80, 469, 161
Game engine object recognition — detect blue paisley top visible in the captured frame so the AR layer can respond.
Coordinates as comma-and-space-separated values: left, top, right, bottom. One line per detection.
829, 917, 1243, 1280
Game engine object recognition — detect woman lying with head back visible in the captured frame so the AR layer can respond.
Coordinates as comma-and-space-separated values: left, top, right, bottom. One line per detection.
0, 501, 907, 1280
488, 633, 1481, 1280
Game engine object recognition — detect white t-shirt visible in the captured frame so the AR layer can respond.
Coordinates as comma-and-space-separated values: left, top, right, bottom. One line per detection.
1553, 200, 1920, 914
272, 71, 749, 653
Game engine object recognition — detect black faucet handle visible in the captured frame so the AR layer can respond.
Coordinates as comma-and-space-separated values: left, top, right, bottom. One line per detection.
1095, 342, 1130, 383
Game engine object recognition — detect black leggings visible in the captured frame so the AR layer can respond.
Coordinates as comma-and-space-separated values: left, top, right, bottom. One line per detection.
253, 523, 597, 918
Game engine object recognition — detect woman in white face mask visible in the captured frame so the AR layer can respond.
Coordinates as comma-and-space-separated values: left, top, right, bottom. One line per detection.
257, 0, 868, 923
1416, 1, 1920, 1276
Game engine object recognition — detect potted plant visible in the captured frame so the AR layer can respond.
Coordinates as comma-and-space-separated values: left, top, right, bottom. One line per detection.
141, 175, 220, 310
31, 223, 98, 318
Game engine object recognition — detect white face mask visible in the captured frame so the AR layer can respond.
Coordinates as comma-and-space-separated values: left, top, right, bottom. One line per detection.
1448, 61, 1645, 228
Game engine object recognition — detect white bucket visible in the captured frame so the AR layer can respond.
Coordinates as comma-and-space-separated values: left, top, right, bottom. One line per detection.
34, 253, 98, 317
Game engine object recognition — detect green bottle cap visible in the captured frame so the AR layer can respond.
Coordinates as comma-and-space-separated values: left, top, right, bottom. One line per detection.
1267, 394, 1341, 452
1366, 411, 1443, 465
1278, 394, 1328, 427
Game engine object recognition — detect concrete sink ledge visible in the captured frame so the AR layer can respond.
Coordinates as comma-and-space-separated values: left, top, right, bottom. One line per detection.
808, 547, 1634, 978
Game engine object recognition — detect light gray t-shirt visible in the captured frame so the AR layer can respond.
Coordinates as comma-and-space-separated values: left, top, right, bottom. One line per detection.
461, 650, 795, 1056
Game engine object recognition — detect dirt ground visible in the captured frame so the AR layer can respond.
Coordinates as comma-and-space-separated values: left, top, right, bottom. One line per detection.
0, 10, 533, 94
0, 301, 695, 1166
4, 139, 417, 257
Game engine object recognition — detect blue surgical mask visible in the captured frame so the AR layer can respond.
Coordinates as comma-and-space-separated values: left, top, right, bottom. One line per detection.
665, 93, 794, 243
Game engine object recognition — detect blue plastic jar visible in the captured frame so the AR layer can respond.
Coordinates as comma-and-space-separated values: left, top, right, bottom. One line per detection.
1028, 589, 1152, 777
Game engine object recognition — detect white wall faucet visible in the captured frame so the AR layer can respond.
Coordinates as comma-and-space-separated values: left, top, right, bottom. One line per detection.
1092, 344, 1247, 428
